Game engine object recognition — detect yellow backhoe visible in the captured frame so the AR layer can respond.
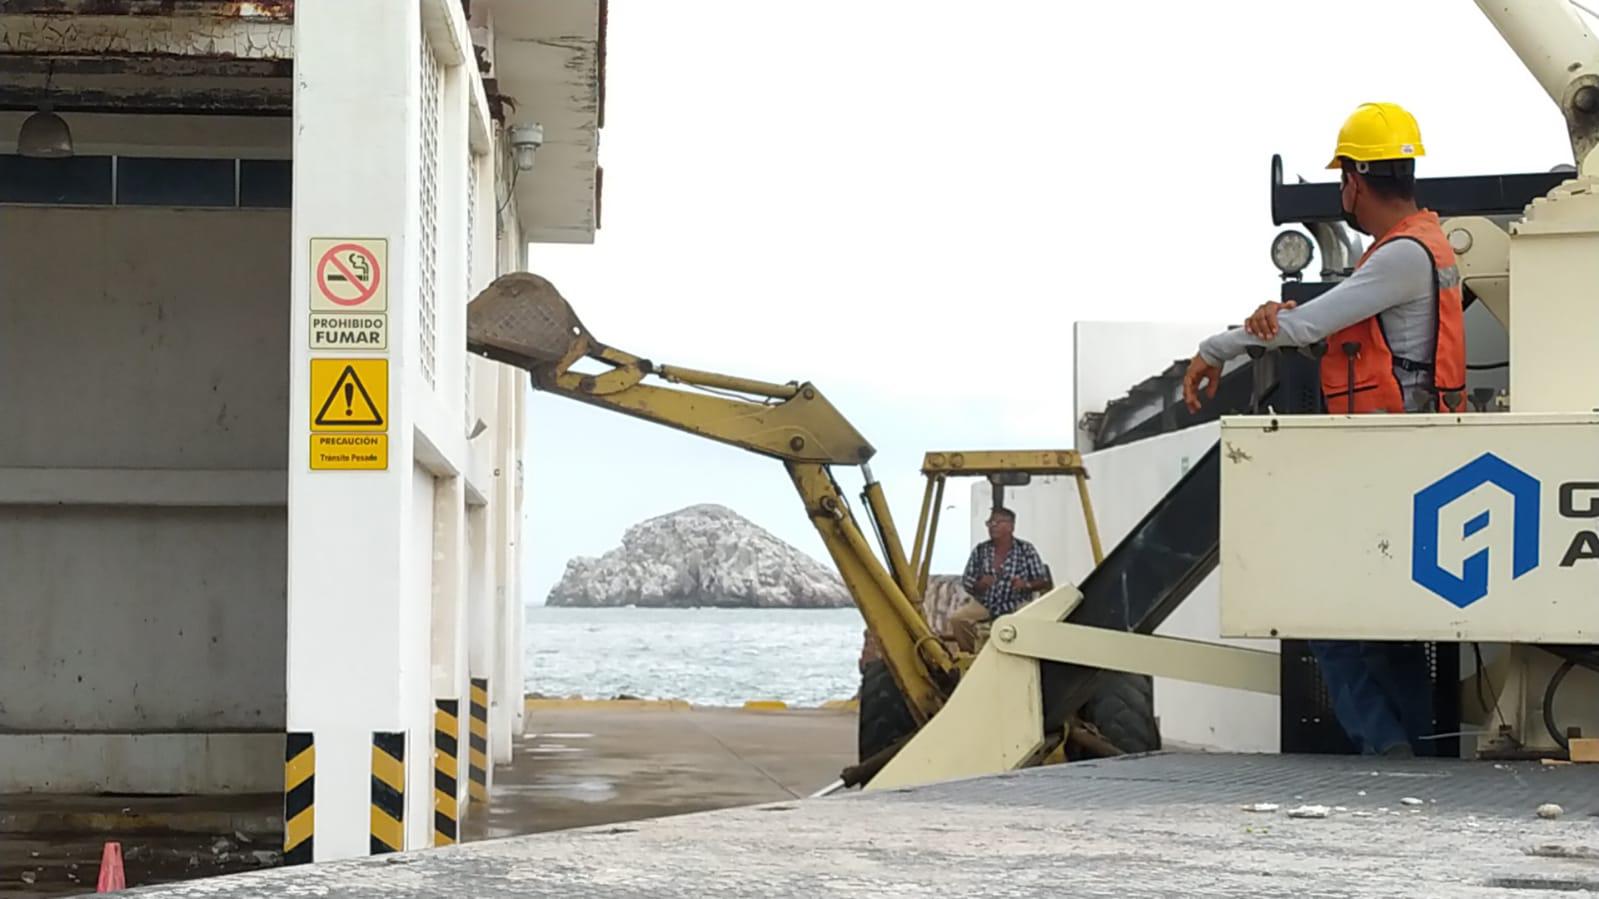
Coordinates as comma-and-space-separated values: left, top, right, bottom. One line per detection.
464, 271, 1154, 787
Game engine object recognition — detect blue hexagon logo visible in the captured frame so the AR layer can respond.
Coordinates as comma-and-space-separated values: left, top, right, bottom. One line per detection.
1412, 452, 1540, 608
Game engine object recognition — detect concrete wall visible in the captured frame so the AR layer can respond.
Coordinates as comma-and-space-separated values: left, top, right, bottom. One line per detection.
0, 734, 281, 794
0, 207, 289, 739
0, 507, 285, 731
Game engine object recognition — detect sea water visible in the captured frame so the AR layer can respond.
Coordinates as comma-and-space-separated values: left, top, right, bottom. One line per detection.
524, 606, 864, 707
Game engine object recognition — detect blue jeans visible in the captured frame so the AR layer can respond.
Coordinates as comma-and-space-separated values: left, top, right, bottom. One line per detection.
1308, 640, 1434, 755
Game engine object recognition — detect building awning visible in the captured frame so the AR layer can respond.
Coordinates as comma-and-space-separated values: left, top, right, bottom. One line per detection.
0, 0, 605, 245
473, 0, 604, 245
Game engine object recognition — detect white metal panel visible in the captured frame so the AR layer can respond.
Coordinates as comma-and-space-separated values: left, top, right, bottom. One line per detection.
1507, 176, 1599, 412
970, 424, 1280, 753
1071, 321, 1227, 449
1220, 412, 1599, 642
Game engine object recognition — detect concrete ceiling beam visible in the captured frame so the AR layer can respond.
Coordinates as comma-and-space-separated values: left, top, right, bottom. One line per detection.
0, 10, 292, 58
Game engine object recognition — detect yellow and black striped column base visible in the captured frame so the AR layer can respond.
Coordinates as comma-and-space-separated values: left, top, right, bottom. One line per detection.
469, 678, 489, 803
370, 731, 405, 855
283, 732, 314, 865
434, 700, 460, 846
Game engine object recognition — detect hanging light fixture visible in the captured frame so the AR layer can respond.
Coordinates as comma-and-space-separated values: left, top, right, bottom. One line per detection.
19, 108, 72, 158
18, 62, 72, 159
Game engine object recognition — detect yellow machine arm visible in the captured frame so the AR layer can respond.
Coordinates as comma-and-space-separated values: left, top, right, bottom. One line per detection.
465, 272, 960, 727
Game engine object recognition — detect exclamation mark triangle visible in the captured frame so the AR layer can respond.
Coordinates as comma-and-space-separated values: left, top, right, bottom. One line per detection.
315, 365, 384, 426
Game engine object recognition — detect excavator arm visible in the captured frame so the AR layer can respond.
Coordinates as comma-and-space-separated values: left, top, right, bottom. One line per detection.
465, 272, 959, 726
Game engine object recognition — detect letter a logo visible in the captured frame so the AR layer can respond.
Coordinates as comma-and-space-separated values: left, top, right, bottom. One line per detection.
1411, 453, 1540, 608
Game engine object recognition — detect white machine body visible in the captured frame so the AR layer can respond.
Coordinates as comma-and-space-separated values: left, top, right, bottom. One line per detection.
1220, 413, 1599, 644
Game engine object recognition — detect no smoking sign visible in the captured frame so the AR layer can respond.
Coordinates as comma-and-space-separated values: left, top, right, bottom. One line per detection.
311, 238, 388, 312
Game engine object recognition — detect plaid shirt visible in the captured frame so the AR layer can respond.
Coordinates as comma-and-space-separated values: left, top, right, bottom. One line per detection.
961, 538, 1048, 615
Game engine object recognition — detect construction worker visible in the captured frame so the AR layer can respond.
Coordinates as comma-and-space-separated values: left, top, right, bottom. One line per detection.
1181, 102, 1468, 757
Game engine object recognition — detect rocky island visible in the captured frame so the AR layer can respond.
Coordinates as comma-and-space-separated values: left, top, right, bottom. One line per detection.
546, 504, 853, 609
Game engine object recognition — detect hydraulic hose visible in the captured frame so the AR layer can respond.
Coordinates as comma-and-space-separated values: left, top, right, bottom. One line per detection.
1541, 646, 1599, 751
1544, 659, 1576, 750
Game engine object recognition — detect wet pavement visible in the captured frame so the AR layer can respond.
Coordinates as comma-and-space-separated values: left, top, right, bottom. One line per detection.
1, 705, 854, 895
462, 704, 857, 840
0, 815, 279, 889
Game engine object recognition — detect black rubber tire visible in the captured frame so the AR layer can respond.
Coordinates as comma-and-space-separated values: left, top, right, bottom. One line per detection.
1081, 672, 1161, 755
856, 661, 1159, 763
857, 659, 918, 762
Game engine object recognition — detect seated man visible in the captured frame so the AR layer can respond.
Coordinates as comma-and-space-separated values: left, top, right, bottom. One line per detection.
950, 507, 1051, 652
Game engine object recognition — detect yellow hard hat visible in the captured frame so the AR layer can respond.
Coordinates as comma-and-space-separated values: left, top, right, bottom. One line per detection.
1325, 102, 1425, 169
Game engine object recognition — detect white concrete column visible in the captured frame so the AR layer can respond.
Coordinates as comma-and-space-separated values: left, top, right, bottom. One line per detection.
288, 0, 426, 863
511, 382, 529, 738
491, 366, 520, 764
430, 476, 468, 701
428, 473, 469, 842
464, 382, 499, 811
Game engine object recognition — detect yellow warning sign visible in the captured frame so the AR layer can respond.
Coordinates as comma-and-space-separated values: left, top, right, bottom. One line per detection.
311, 434, 389, 471
310, 358, 387, 432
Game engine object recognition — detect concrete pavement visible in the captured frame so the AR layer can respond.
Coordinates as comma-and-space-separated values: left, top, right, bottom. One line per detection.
462, 704, 857, 840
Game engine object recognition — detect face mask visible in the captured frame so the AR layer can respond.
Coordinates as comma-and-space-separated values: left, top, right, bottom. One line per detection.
1341, 190, 1367, 235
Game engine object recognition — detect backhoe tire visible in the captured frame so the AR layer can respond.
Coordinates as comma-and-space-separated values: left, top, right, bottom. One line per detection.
1082, 672, 1160, 755
856, 662, 1158, 764
857, 659, 917, 762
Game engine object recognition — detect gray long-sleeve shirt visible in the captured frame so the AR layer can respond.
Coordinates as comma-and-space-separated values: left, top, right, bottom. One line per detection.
1198, 239, 1440, 412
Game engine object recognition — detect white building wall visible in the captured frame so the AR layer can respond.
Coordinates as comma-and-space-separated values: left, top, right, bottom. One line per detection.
0, 0, 559, 851
287, 0, 531, 858
288, 0, 417, 855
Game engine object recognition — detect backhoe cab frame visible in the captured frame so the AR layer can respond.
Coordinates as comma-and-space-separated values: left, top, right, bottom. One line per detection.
857, 450, 1108, 670
910, 449, 1106, 599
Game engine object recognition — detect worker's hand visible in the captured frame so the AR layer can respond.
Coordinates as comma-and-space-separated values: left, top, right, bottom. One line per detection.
1244, 300, 1296, 340
976, 575, 996, 593
1182, 354, 1222, 413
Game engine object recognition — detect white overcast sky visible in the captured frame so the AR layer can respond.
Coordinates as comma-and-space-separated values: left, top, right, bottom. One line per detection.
520, 0, 1588, 606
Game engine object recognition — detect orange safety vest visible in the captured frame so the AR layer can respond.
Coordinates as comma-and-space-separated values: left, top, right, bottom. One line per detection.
1320, 209, 1467, 414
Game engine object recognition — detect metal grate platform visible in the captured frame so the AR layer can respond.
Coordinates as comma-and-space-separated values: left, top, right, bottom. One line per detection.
129, 753, 1599, 898
881, 751, 1599, 815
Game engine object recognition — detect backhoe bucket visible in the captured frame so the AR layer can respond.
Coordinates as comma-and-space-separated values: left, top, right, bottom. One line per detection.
467, 272, 591, 372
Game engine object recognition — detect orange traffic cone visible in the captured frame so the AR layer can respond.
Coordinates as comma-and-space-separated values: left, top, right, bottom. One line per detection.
96, 841, 126, 893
